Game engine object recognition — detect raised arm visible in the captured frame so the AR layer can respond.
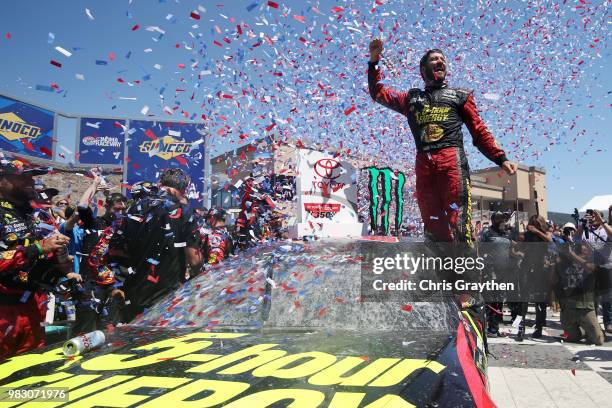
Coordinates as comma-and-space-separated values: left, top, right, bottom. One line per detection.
78, 175, 101, 207
367, 39, 410, 115
459, 94, 517, 175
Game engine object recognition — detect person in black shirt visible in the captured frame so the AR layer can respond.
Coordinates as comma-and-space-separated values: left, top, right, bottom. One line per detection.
479, 212, 512, 337
114, 168, 203, 322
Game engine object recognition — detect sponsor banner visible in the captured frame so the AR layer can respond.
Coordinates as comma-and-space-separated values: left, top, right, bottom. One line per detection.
363, 167, 406, 236
127, 121, 205, 202
296, 149, 359, 225
303, 203, 341, 220
0, 95, 54, 159
78, 118, 126, 164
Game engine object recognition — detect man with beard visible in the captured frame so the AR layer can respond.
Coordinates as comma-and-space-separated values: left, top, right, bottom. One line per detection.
367, 40, 517, 245
0, 158, 72, 359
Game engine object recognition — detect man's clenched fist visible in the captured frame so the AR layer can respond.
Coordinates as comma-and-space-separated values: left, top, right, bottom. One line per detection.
369, 38, 383, 62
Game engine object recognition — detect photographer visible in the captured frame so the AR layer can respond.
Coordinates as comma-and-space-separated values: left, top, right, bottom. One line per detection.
574, 209, 612, 334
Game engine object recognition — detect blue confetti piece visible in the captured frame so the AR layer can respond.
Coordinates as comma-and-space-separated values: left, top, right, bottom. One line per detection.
95, 60, 108, 65
35, 85, 54, 92
147, 258, 160, 265
246, 2, 258, 11
126, 51, 132, 59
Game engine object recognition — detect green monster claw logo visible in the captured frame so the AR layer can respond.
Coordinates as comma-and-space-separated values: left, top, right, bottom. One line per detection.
365, 167, 406, 235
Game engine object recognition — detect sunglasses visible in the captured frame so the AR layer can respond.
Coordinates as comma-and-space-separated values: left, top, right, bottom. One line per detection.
57, 202, 69, 206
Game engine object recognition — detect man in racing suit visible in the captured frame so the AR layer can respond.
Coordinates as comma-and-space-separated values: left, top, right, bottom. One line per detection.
0, 158, 72, 359
367, 40, 517, 244
205, 208, 233, 265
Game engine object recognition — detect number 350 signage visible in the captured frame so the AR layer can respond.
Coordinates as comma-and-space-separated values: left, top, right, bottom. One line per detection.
297, 149, 359, 225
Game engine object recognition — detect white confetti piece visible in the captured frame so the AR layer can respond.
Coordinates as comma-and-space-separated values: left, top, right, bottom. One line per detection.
55, 46, 72, 57
85, 8, 95, 20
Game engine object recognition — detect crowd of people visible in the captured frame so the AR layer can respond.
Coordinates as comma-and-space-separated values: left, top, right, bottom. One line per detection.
1, 155, 609, 360
478, 208, 612, 344
0, 157, 281, 360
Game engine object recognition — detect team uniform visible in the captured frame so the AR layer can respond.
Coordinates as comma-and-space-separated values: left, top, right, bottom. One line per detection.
368, 61, 508, 244
114, 189, 200, 322
0, 200, 54, 359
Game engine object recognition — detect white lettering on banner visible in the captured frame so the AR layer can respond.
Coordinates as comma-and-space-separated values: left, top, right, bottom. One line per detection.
82, 136, 122, 147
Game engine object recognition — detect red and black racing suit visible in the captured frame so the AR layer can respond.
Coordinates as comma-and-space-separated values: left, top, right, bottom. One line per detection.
368, 61, 508, 244
0, 200, 50, 359
205, 227, 233, 265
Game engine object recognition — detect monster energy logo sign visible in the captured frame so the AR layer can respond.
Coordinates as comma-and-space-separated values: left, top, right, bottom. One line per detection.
365, 167, 406, 235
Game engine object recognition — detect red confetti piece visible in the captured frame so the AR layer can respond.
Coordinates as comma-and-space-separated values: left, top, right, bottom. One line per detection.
5, 33, 11, 40
318, 308, 327, 317
147, 274, 159, 283
571, 368, 576, 376
293, 15, 305, 23
50, 60, 62, 68
144, 129, 157, 140
267, 1, 279, 8
50, 83, 59, 89
331, 6, 345, 13
190, 11, 201, 20
236, 25, 243, 35
131, 24, 140, 31
109, 52, 115, 61
294, 300, 301, 308
175, 155, 188, 166
21, 139, 34, 151
117, 78, 125, 83
401, 304, 413, 312
213, 40, 223, 47
359, 356, 369, 361
265, 123, 276, 132
344, 105, 356, 115
40, 147, 52, 156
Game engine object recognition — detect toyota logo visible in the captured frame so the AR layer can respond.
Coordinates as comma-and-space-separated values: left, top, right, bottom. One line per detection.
314, 159, 342, 180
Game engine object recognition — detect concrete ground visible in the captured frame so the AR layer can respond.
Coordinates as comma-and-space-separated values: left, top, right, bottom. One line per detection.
487, 306, 612, 408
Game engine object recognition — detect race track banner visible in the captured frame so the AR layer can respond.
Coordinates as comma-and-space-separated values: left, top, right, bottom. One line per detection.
0, 95, 54, 159
126, 120, 206, 202
78, 118, 126, 165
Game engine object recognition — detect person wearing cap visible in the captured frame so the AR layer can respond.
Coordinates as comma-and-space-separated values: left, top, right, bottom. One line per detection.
204, 208, 233, 266
112, 168, 203, 322
0, 158, 74, 359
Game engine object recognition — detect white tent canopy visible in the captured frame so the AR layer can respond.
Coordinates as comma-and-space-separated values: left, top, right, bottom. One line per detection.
579, 195, 612, 212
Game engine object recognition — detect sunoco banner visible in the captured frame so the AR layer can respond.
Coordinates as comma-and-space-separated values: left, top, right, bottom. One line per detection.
78, 118, 126, 165
0, 95, 54, 159
127, 120, 205, 202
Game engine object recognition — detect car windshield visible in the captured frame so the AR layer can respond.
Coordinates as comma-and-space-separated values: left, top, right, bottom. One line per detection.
132, 240, 459, 333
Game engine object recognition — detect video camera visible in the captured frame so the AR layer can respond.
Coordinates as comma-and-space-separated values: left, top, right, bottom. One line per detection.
572, 208, 591, 239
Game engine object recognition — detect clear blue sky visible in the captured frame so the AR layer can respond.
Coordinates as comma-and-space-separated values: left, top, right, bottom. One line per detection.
0, 0, 609, 213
